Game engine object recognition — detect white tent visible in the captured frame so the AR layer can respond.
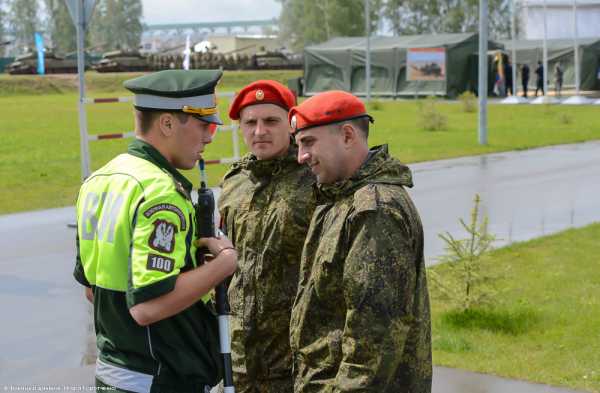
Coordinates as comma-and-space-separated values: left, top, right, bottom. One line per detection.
521, 0, 600, 39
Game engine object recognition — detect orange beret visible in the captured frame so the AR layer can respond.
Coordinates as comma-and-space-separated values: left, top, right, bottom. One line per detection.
288, 90, 373, 133
229, 80, 297, 120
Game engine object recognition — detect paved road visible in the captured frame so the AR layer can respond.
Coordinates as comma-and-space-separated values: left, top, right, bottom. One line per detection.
0, 207, 88, 384
19, 365, 588, 393
2, 141, 599, 389
409, 140, 600, 265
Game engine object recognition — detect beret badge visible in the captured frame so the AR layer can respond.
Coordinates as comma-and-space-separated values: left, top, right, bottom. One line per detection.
290, 115, 297, 130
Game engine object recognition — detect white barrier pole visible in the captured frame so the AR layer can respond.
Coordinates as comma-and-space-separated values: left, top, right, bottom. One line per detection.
231, 123, 240, 160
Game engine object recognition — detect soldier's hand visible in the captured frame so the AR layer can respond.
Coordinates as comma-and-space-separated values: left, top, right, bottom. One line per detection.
195, 235, 235, 258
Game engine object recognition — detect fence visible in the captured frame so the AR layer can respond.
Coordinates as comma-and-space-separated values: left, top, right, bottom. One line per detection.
80, 92, 241, 177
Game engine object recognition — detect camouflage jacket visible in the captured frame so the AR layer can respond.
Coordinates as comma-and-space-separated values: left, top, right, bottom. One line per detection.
218, 144, 316, 389
290, 145, 432, 393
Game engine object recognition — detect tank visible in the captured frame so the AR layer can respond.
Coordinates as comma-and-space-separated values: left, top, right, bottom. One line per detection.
410, 62, 443, 78
88, 47, 302, 72
7, 51, 80, 74
249, 50, 303, 70
92, 50, 151, 73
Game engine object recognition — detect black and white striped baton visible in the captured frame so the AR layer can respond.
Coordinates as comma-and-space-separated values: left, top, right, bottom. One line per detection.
195, 159, 235, 393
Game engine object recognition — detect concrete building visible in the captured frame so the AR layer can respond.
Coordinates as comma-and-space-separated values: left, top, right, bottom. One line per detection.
521, 0, 600, 39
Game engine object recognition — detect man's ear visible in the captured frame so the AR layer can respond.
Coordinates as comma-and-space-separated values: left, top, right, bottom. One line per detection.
158, 113, 175, 137
341, 123, 357, 148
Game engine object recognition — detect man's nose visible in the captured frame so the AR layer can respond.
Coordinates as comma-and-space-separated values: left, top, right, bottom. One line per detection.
255, 120, 267, 136
298, 149, 310, 164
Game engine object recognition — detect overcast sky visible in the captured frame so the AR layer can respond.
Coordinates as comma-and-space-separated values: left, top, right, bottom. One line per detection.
141, 0, 282, 25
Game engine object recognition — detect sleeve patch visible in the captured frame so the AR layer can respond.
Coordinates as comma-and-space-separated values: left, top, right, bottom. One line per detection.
146, 254, 175, 274
143, 203, 187, 231
149, 219, 177, 253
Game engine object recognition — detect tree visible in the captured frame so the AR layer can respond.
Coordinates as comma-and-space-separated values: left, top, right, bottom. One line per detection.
277, 0, 305, 51
88, 0, 107, 50
428, 194, 498, 311
44, 0, 76, 53
117, 0, 142, 50
89, 0, 142, 52
0, 0, 6, 56
278, 0, 380, 52
383, 0, 511, 39
9, 0, 40, 51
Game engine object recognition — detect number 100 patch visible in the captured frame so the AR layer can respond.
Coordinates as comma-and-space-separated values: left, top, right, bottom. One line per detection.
147, 254, 175, 273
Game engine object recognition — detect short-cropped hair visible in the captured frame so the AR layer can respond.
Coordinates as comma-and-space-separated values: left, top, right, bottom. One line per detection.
135, 110, 190, 134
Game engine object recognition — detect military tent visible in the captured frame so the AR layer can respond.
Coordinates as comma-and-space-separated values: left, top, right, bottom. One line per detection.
501, 38, 600, 91
303, 33, 502, 97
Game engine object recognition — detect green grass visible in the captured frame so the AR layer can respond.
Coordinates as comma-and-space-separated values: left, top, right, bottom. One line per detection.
0, 70, 303, 96
429, 223, 600, 392
0, 72, 599, 214
0, 94, 245, 213
366, 99, 600, 163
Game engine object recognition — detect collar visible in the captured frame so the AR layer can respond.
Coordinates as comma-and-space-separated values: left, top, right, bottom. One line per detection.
128, 138, 193, 193
234, 141, 299, 179
315, 144, 390, 201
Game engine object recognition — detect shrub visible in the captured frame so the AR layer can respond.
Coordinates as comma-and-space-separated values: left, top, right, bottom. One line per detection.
458, 91, 477, 113
417, 96, 448, 131
368, 100, 383, 111
558, 112, 573, 125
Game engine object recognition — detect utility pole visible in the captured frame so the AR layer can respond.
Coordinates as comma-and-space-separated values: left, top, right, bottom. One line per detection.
563, 0, 590, 104
542, 0, 548, 98
365, 0, 371, 102
478, 0, 488, 145
75, 0, 91, 179
511, 0, 517, 97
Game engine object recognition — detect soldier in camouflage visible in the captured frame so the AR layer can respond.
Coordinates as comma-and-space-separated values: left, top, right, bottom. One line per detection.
288, 91, 432, 393
218, 80, 316, 393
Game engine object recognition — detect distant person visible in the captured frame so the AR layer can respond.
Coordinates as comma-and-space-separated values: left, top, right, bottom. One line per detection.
521, 63, 530, 98
554, 62, 564, 97
494, 73, 506, 97
505, 59, 513, 96
493, 52, 506, 97
535, 61, 544, 97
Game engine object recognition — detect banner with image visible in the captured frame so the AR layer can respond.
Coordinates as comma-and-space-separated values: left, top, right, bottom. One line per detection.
407, 47, 446, 81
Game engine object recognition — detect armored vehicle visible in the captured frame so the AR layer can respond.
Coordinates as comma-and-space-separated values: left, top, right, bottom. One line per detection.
7, 51, 79, 74
92, 50, 151, 73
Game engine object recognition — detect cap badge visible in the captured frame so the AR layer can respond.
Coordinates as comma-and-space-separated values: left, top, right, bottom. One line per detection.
255, 89, 265, 101
290, 115, 297, 130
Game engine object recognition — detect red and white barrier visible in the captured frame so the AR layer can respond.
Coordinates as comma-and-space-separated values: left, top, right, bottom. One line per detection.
83, 97, 134, 104
87, 131, 135, 141
81, 93, 241, 169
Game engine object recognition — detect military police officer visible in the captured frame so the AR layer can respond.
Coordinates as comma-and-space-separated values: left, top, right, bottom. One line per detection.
289, 91, 432, 393
218, 80, 316, 393
74, 69, 237, 393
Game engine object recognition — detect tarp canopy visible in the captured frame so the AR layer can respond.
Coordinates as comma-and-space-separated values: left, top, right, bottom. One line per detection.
500, 38, 600, 90
303, 33, 503, 97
